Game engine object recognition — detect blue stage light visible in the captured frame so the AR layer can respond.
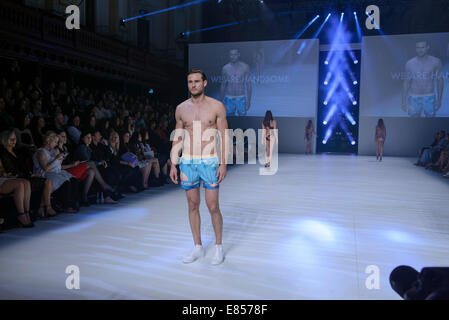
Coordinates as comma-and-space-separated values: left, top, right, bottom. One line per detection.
319, 13, 360, 150
123, 0, 213, 22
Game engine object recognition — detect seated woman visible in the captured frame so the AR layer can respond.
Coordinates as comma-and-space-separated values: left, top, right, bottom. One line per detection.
0, 130, 57, 218
129, 131, 161, 188
55, 131, 93, 206
32, 132, 79, 214
0, 159, 33, 228
90, 129, 122, 198
108, 131, 143, 193
143, 129, 171, 184
72, 132, 117, 204
120, 131, 153, 189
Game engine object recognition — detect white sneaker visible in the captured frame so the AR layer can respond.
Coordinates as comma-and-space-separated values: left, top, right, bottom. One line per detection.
211, 245, 224, 265
182, 245, 204, 264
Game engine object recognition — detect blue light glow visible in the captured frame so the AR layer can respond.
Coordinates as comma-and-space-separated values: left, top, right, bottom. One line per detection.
320, 14, 360, 147
123, 0, 213, 22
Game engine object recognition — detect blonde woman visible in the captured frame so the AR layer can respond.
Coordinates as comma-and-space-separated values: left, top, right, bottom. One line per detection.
33, 132, 79, 213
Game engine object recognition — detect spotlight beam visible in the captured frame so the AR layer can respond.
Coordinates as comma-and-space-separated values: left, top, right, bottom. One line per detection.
293, 15, 320, 39
186, 10, 319, 37
354, 12, 362, 40
312, 13, 331, 38
123, 0, 212, 23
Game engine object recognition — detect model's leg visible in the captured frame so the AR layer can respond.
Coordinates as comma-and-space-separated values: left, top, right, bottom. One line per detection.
206, 187, 224, 265
380, 141, 384, 161
186, 187, 201, 245
266, 139, 271, 166
268, 137, 276, 166
376, 141, 379, 160
205, 188, 223, 244
183, 187, 203, 263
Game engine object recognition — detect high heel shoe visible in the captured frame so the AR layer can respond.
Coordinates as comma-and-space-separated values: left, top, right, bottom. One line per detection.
17, 212, 34, 228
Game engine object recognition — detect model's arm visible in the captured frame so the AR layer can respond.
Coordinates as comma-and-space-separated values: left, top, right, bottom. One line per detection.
169, 106, 184, 185
37, 150, 61, 172
216, 103, 228, 183
272, 120, 278, 144
262, 124, 266, 143
245, 66, 252, 111
436, 60, 443, 111
402, 62, 411, 112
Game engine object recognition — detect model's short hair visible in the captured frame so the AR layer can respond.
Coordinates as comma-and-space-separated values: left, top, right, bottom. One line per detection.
187, 69, 207, 81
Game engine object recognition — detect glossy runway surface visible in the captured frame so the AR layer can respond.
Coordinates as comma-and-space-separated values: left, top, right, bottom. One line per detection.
1, 154, 448, 299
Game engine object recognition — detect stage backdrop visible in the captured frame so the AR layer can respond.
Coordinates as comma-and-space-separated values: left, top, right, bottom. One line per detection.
359, 32, 449, 156
189, 39, 319, 153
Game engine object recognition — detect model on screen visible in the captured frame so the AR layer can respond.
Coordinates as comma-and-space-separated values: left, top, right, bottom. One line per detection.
402, 41, 444, 117
220, 49, 252, 116
304, 120, 316, 155
375, 119, 387, 161
262, 110, 277, 168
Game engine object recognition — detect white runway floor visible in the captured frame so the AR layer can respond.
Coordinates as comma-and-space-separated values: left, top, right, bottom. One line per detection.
1, 154, 449, 300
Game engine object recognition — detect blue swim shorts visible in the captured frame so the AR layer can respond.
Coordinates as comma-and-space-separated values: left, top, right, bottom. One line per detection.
223, 96, 247, 116
407, 94, 436, 117
179, 156, 220, 190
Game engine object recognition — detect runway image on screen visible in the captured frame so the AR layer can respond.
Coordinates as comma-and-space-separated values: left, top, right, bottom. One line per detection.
189, 39, 319, 117
360, 32, 449, 117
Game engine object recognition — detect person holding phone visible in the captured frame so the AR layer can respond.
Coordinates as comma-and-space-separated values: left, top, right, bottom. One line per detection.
32, 131, 79, 213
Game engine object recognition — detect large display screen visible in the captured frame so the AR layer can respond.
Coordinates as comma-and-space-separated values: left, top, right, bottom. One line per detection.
360, 32, 449, 117
189, 39, 319, 117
